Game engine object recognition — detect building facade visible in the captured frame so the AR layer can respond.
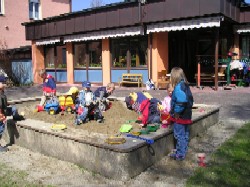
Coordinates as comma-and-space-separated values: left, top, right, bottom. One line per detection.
23, 0, 250, 89
0, 0, 71, 84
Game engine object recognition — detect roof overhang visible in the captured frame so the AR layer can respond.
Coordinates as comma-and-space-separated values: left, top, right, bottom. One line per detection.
36, 38, 61, 46
147, 16, 223, 34
234, 25, 250, 33
64, 26, 144, 43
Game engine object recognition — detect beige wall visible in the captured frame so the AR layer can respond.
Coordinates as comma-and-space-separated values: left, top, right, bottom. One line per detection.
150, 32, 169, 83
0, 0, 70, 49
32, 41, 45, 84
0, 0, 30, 49
66, 42, 74, 84
102, 39, 111, 86
41, 0, 71, 18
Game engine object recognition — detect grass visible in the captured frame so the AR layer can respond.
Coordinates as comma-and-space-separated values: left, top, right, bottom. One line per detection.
186, 123, 250, 187
0, 162, 51, 187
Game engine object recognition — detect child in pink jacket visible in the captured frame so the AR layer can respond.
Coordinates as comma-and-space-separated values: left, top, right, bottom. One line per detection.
161, 83, 173, 128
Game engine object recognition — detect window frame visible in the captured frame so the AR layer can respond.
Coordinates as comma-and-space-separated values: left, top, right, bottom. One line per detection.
29, 0, 40, 20
0, 0, 5, 15
111, 36, 148, 69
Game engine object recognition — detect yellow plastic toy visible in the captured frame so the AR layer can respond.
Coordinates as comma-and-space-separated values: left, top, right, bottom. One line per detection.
59, 95, 74, 106
51, 124, 67, 131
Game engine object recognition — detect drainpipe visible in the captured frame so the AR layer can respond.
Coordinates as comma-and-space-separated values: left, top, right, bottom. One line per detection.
215, 29, 219, 91
138, 1, 142, 25
149, 33, 153, 79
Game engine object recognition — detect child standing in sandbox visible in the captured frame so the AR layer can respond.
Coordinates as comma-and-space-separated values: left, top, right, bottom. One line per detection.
161, 83, 173, 128
169, 67, 193, 161
39, 69, 56, 106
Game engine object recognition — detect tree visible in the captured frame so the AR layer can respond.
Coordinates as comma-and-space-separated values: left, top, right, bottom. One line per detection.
90, 0, 104, 8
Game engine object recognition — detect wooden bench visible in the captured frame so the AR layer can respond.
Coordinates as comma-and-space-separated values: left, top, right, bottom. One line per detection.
195, 73, 226, 86
119, 73, 143, 87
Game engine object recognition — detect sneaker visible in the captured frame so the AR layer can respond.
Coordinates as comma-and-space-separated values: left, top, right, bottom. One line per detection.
97, 119, 103, 123
175, 155, 185, 161
169, 153, 176, 159
0, 146, 8, 152
13, 115, 25, 121
169, 153, 185, 161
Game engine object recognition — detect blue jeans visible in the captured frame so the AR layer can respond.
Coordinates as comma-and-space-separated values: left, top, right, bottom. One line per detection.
173, 122, 190, 158
0, 121, 5, 136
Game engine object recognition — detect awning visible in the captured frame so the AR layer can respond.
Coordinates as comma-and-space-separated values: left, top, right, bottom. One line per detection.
64, 26, 143, 43
235, 25, 250, 33
147, 16, 223, 34
36, 38, 60, 46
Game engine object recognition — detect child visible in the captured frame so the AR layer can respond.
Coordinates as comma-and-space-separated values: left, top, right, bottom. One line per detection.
75, 81, 103, 125
93, 83, 115, 111
94, 82, 115, 98
0, 111, 7, 152
0, 83, 24, 120
169, 67, 193, 161
39, 69, 56, 106
161, 83, 173, 128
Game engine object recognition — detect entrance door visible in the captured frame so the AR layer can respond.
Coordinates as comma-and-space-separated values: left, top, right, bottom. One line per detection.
169, 31, 200, 83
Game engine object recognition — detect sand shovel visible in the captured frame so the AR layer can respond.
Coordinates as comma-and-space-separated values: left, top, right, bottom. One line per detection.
126, 134, 154, 144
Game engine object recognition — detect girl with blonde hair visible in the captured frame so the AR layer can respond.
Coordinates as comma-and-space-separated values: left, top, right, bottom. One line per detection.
169, 67, 193, 161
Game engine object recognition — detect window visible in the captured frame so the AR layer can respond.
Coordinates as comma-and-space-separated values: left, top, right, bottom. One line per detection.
0, 0, 4, 15
44, 45, 67, 68
56, 46, 67, 68
89, 41, 102, 67
44, 47, 55, 68
29, 0, 40, 20
111, 36, 148, 68
74, 43, 88, 68
73, 41, 102, 68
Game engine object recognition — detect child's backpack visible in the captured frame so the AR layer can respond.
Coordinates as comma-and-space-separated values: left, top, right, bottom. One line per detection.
148, 98, 161, 124
94, 87, 108, 98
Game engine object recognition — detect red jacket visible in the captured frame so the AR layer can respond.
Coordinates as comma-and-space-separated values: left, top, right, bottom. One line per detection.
140, 99, 150, 125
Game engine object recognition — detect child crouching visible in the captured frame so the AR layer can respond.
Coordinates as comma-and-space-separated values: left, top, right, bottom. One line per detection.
75, 81, 104, 125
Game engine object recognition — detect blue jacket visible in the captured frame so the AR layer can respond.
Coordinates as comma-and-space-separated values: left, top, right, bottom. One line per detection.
171, 81, 193, 120
43, 74, 56, 93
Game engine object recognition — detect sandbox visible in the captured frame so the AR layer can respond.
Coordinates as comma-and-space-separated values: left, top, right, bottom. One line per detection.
3, 97, 219, 180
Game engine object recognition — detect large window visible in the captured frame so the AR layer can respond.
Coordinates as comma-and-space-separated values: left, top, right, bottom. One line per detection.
44, 45, 67, 68
111, 36, 148, 68
29, 0, 40, 20
73, 41, 102, 68
89, 41, 102, 67
0, 0, 4, 15
45, 47, 55, 68
241, 36, 250, 58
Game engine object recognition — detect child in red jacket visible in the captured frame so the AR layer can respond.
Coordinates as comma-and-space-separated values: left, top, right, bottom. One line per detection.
39, 69, 56, 106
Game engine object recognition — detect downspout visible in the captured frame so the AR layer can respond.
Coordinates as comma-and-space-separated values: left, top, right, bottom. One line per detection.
150, 33, 153, 79
215, 28, 219, 91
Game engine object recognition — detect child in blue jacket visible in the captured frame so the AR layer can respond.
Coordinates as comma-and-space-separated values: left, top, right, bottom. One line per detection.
169, 67, 193, 161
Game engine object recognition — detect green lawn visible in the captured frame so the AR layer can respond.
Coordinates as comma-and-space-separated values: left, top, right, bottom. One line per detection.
0, 162, 49, 187
186, 123, 250, 187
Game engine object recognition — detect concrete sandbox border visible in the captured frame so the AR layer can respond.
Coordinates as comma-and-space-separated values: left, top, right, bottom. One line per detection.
3, 97, 219, 180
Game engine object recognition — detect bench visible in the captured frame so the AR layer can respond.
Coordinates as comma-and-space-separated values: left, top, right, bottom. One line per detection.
195, 73, 226, 86
119, 73, 143, 87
